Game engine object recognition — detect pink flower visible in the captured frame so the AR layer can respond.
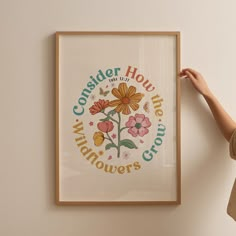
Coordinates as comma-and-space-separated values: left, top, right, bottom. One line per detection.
125, 114, 151, 137
123, 151, 130, 160
97, 120, 114, 133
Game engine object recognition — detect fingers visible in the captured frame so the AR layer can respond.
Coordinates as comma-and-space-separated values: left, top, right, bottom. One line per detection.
179, 68, 196, 80
180, 68, 202, 80
185, 70, 195, 81
179, 69, 190, 77
179, 71, 186, 77
184, 68, 199, 77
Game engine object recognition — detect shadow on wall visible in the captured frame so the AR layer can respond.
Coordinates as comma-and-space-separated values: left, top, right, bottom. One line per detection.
42, 33, 56, 209
180, 78, 232, 218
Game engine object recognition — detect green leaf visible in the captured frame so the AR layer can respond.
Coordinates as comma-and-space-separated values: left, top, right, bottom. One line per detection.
107, 110, 116, 117
100, 117, 109, 122
100, 110, 116, 122
120, 139, 138, 149
105, 143, 117, 150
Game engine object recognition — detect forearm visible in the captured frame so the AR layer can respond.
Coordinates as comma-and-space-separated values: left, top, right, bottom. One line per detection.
181, 68, 236, 141
203, 91, 236, 142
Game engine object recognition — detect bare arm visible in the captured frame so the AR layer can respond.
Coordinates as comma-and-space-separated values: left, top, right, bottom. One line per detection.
180, 68, 236, 141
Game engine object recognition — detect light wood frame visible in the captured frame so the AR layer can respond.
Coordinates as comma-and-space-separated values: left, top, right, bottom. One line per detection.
56, 31, 181, 205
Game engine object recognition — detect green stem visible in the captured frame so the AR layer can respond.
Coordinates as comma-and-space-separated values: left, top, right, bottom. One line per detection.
101, 111, 119, 124
106, 133, 117, 148
120, 127, 128, 132
117, 112, 121, 158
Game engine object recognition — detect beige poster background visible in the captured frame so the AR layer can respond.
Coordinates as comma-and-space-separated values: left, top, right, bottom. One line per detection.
58, 33, 178, 202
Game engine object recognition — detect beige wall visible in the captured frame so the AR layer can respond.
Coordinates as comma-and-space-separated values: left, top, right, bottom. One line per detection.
1, 0, 236, 235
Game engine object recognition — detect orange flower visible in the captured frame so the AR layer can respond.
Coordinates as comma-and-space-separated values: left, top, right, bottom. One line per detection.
89, 99, 109, 115
109, 83, 144, 115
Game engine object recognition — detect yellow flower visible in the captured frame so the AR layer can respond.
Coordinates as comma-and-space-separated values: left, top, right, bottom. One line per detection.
109, 83, 144, 115
93, 132, 105, 146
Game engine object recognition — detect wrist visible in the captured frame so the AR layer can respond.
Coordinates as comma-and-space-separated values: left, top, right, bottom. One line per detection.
203, 90, 216, 104
202, 87, 213, 98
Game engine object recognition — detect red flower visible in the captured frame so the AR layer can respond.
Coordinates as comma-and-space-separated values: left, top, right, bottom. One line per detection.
89, 99, 109, 115
97, 121, 114, 133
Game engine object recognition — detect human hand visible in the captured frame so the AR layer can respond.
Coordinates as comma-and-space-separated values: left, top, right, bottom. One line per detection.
180, 68, 211, 97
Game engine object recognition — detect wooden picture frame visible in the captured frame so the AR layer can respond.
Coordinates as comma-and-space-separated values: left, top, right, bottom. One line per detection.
56, 31, 181, 205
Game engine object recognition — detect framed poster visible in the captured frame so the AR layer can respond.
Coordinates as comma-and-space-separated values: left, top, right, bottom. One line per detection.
56, 31, 181, 205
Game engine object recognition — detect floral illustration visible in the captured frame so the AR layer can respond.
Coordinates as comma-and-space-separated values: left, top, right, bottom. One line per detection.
109, 83, 144, 115
89, 99, 109, 115
90, 94, 96, 101
93, 132, 105, 146
122, 151, 130, 160
97, 121, 114, 133
125, 114, 151, 137
90, 83, 151, 158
